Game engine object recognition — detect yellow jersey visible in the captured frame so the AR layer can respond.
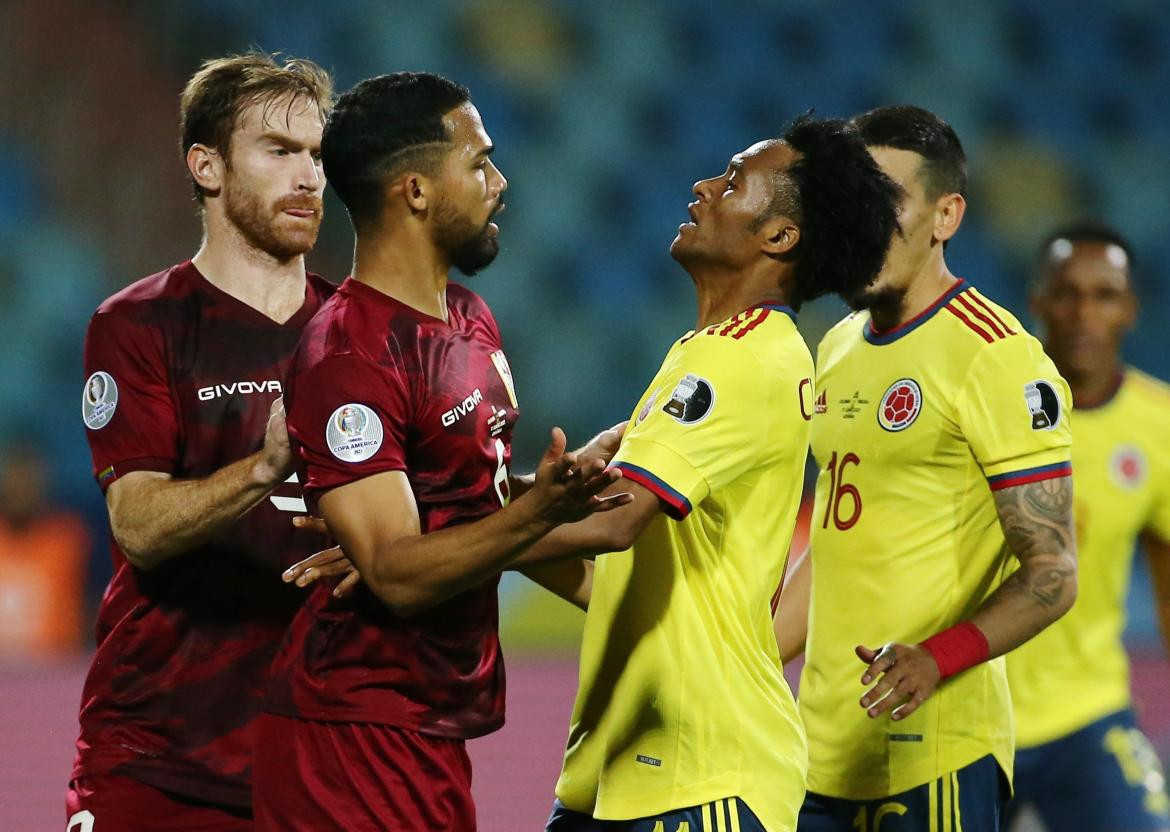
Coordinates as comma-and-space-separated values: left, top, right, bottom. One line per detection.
1008, 368, 1170, 747
555, 304, 813, 832
800, 280, 1072, 800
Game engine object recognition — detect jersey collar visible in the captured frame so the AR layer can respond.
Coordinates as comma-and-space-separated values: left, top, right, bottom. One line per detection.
862, 279, 967, 346
755, 302, 797, 324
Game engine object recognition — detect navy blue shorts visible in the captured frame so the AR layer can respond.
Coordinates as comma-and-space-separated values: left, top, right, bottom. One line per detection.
798, 754, 1007, 831
1006, 708, 1170, 832
546, 796, 766, 831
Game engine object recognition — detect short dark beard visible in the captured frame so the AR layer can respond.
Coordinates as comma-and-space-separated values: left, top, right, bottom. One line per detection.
434, 197, 500, 277
846, 283, 905, 319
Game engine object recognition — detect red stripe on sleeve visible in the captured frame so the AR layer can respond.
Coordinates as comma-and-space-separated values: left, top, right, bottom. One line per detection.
955, 293, 1005, 339
944, 303, 995, 343
967, 291, 1017, 335
732, 308, 771, 339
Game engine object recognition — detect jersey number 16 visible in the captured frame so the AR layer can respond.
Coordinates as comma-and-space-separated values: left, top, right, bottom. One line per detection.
822, 451, 862, 531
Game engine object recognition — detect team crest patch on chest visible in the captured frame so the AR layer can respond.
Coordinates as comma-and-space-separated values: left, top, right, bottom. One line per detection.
82, 371, 118, 430
490, 350, 518, 408
877, 378, 922, 432
1111, 445, 1147, 489
663, 374, 714, 424
326, 403, 384, 463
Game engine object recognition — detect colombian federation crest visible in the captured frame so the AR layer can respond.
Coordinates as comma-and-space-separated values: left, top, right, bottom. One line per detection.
326, 403, 383, 463
877, 378, 922, 432
1111, 445, 1147, 489
82, 371, 118, 430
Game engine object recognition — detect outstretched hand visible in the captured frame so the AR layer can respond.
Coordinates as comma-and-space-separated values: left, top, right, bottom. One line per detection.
283, 515, 361, 598
532, 427, 633, 524
855, 642, 941, 721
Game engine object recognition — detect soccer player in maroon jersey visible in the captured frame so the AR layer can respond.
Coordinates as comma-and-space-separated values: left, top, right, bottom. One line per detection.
250, 72, 628, 832
68, 53, 335, 832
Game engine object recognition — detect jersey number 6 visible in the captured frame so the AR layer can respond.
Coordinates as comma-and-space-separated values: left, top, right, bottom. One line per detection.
822, 451, 862, 531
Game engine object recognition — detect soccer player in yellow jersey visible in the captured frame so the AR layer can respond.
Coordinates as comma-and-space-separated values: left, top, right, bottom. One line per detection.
776, 106, 1079, 832
1004, 223, 1170, 832
509, 115, 900, 832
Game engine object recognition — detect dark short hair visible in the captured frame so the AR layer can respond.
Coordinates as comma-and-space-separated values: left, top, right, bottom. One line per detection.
322, 72, 470, 230
773, 115, 901, 309
179, 51, 334, 202
852, 104, 967, 199
1039, 220, 1135, 272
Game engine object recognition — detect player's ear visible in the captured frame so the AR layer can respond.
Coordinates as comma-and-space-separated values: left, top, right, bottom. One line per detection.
187, 144, 224, 198
760, 218, 800, 257
933, 192, 965, 244
401, 172, 431, 213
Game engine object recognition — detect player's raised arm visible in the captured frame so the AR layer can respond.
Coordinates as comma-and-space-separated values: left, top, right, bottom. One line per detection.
318, 428, 625, 617
105, 397, 295, 570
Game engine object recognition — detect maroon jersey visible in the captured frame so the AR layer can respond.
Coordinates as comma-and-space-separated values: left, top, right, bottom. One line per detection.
75, 260, 335, 807
266, 276, 520, 738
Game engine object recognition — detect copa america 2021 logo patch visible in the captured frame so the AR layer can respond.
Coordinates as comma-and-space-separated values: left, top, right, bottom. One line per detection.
82, 371, 118, 430
877, 378, 922, 432
662, 374, 714, 424
326, 403, 384, 463
1024, 380, 1062, 430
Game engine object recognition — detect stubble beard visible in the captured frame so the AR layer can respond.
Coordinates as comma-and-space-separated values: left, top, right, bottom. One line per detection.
223, 177, 322, 262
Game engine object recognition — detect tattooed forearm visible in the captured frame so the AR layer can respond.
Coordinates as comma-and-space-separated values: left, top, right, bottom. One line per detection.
966, 476, 1078, 658
994, 477, 1074, 564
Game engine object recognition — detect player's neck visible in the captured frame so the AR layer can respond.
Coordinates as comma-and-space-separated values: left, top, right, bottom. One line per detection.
192, 226, 308, 324
869, 261, 958, 333
690, 267, 793, 331
1060, 360, 1125, 409
352, 228, 451, 322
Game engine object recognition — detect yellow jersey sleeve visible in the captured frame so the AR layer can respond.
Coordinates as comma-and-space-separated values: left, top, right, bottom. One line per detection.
955, 334, 1072, 491
613, 334, 774, 519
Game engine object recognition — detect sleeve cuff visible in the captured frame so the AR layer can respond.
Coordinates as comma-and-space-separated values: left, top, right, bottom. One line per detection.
94, 457, 176, 491
986, 460, 1072, 491
612, 461, 694, 520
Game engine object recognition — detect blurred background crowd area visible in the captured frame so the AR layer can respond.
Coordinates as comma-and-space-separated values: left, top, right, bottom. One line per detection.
1, 0, 1168, 677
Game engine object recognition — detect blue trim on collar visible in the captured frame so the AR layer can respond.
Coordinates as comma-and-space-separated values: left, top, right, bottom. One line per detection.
863, 279, 967, 345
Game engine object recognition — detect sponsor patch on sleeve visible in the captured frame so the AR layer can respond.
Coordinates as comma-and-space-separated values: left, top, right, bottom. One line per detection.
326, 403, 384, 463
82, 371, 118, 430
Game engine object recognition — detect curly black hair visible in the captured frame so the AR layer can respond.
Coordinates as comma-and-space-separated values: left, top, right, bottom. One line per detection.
322, 72, 469, 230
777, 115, 902, 309
852, 105, 966, 199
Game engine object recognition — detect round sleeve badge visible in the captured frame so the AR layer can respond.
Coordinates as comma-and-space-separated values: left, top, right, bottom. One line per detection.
326, 403, 384, 463
82, 371, 119, 430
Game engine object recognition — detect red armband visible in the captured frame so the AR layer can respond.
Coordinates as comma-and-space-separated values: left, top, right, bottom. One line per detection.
920, 621, 990, 680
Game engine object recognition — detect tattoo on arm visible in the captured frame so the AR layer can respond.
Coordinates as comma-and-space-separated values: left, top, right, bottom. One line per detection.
993, 477, 1075, 608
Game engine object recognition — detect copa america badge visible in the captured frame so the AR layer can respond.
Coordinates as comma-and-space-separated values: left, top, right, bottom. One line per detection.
82, 371, 119, 430
326, 403, 384, 463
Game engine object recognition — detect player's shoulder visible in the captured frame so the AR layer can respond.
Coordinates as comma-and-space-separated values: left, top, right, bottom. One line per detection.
447, 282, 494, 319
938, 283, 1048, 367
305, 271, 339, 302
684, 303, 802, 351
1122, 367, 1170, 416
679, 304, 809, 384
93, 261, 197, 321
817, 310, 867, 354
